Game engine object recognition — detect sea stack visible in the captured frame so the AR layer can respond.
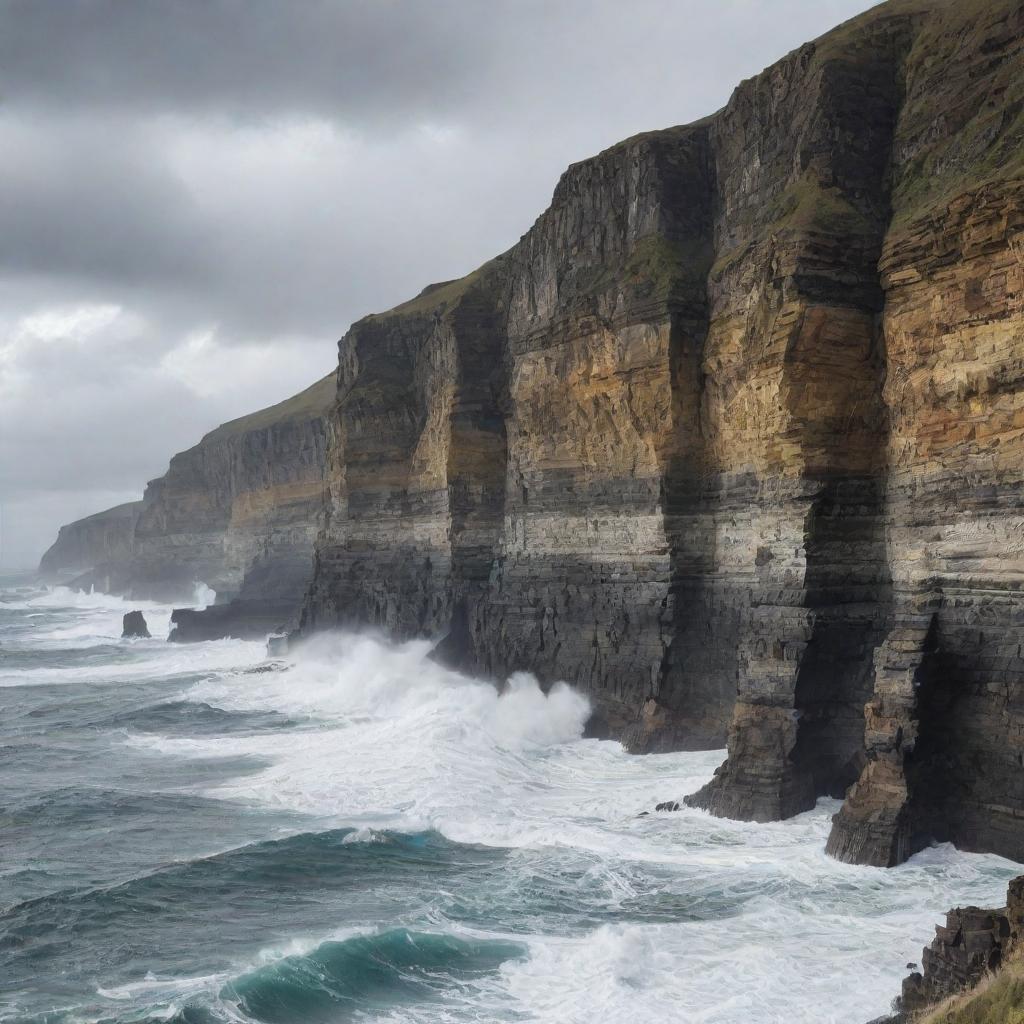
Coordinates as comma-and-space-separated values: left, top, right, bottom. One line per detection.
121, 611, 151, 639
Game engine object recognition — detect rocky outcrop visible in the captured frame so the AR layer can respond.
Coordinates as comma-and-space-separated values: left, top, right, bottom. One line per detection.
298, 0, 1024, 864
38, 501, 142, 585
878, 875, 1024, 1021
168, 601, 296, 642
121, 610, 151, 639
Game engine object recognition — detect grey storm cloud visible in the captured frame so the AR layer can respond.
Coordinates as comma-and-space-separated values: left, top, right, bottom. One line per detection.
1, 0, 492, 123
0, 0, 878, 567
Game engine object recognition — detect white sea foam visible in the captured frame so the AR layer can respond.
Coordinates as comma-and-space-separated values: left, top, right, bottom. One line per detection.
117, 629, 1021, 1023
0, 584, 216, 647
0, 585, 262, 685
191, 582, 217, 610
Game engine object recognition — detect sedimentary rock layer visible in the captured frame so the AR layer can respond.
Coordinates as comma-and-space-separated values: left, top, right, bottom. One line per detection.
39, 0, 1023, 864
301, 0, 1024, 865
130, 373, 334, 605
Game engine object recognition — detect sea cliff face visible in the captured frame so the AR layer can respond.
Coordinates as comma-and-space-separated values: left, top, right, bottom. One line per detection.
301, 0, 1024, 864
39, 501, 142, 584
41, 374, 334, 617
131, 373, 333, 606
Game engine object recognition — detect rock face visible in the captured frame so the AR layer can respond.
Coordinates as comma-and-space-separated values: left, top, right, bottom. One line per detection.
894, 875, 1024, 1019
168, 601, 297, 642
130, 373, 334, 606
121, 611, 150, 639
38, 501, 142, 586
40, 374, 334, 617
299, 0, 1024, 864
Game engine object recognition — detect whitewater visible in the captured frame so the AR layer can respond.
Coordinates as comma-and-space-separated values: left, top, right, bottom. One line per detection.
1, 582, 1019, 1024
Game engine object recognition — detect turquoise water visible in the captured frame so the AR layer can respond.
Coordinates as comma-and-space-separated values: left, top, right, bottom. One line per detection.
1, 581, 1019, 1023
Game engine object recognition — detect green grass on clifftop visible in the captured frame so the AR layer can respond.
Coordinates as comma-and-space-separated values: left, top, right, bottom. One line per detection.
921, 963, 1024, 1024
208, 371, 336, 440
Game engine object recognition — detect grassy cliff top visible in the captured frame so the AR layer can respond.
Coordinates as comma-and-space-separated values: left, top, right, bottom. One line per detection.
920, 959, 1024, 1024
205, 371, 336, 441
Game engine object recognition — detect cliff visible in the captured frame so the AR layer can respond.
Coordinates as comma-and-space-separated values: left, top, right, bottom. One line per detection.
41, 373, 334, 617
130, 372, 334, 606
299, 0, 1024, 866
37, 0, 1023, 866
38, 500, 142, 583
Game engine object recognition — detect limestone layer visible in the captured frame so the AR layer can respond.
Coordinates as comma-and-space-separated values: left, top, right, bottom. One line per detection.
301, 0, 1024, 864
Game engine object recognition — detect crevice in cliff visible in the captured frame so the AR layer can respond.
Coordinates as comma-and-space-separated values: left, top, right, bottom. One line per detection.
790, 473, 894, 800
627, 126, 724, 753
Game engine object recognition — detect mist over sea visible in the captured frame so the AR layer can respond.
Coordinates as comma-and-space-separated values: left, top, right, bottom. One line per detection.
1, 579, 1018, 1024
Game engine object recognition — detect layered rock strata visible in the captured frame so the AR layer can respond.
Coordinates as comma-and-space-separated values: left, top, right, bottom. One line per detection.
38, 501, 142, 587
130, 373, 334, 607
38, 0, 1024, 865
40, 374, 334, 616
825, 0, 1024, 864
300, 0, 1024, 865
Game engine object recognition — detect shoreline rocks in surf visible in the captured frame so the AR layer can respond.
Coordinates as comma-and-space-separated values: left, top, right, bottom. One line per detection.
122, 610, 151, 638
877, 875, 1024, 1022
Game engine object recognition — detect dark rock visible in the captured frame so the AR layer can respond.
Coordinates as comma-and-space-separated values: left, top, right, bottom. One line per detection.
655, 801, 681, 812
885, 875, 1024, 1020
121, 611, 150, 639
169, 601, 294, 643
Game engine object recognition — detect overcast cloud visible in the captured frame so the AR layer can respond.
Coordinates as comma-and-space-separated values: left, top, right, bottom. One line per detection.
0, 0, 877, 568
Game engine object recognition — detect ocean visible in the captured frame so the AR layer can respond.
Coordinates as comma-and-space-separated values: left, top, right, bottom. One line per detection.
1, 579, 1018, 1024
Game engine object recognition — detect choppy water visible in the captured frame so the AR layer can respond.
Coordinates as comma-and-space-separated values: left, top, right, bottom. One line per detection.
1, 579, 1019, 1024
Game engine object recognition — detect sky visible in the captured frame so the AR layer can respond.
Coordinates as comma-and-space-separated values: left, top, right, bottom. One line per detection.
0, 0, 879, 569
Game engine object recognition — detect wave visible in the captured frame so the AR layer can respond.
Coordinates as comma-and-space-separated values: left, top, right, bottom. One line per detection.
101, 699, 297, 736
220, 928, 526, 1023
6, 604, 1024, 1024
0, 828, 502, 963
0, 637, 265, 688
128, 632, 617, 845
0, 583, 217, 653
